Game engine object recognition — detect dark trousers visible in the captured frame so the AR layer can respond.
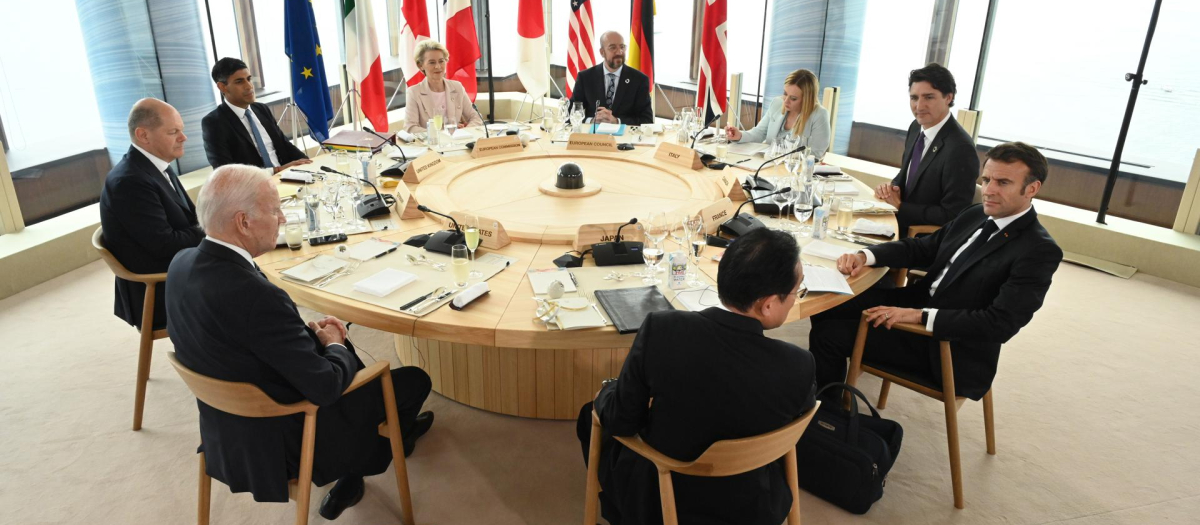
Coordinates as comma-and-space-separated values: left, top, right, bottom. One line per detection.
576, 402, 627, 525
809, 286, 936, 392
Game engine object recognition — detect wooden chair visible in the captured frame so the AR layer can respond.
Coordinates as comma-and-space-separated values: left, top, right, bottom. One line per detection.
891, 184, 984, 287
167, 353, 415, 525
92, 227, 169, 431
844, 313, 995, 509
583, 403, 821, 525
956, 109, 982, 144
822, 86, 841, 155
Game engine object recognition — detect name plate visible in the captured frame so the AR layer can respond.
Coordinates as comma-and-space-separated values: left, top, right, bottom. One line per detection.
441, 212, 511, 250
391, 181, 424, 219
698, 198, 737, 235
566, 133, 618, 152
574, 222, 645, 252
402, 151, 444, 183
654, 142, 703, 170
470, 135, 524, 158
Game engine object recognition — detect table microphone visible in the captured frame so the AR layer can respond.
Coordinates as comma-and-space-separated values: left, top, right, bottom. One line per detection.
416, 205, 466, 255
719, 186, 792, 238
472, 103, 490, 138
747, 145, 806, 192
690, 113, 721, 150
592, 218, 644, 267
319, 166, 395, 218
365, 126, 411, 177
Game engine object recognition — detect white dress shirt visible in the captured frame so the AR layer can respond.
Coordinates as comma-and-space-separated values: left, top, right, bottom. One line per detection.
225, 99, 281, 167
131, 143, 174, 188
862, 205, 1034, 331
916, 111, 952, 158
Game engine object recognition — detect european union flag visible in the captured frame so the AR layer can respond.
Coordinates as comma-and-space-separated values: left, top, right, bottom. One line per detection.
285, 0, 334, 142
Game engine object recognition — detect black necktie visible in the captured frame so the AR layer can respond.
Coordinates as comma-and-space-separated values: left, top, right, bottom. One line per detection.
939, 220, 999, 289
165, 166, 189, 207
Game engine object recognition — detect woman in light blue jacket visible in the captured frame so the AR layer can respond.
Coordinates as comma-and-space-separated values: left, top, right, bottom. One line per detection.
726, 69, 831, 159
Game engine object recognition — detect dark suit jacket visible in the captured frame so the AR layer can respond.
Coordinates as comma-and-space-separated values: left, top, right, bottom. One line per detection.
870, 204, 1063, 399
98, 146, 205, 329
595, 308, 816, 525
201, 101, 307, 169
167, 240, 393, 502
569, 64, 655, 126
891, 116, 979, 236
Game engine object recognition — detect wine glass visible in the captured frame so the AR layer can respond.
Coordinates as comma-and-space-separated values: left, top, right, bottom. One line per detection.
451, 245, 470, 289
446, 120, 459, 141
322, 181, 343, 234
784, 149, 802, 175
302, 180, 322, 234
641, 239, 664, 286
569, 106, 584, 133
684, 214, 706, 288
793, 181, 815, 237
464, 214, 483, 279
643, 211, 668, 273
772, 176, 794, 226
669, 215, 688, 250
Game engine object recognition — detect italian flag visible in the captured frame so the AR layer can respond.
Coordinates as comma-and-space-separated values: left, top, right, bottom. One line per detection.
344, 0, 388, 131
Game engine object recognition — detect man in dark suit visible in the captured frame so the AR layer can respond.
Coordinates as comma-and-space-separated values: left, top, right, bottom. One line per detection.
576, 228, 817, 525
875, 64, 979, 237
812, 142, 1063, 400
201, 57, 312, 173
167, 165, 434, 520
99, 98, 205, 330
569, 31, 654, 126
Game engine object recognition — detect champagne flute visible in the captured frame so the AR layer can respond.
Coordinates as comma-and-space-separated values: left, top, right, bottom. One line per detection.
641, 240, 664, 286
464, 214, 483, 279
451, 245, 470, 289
684, 214, 706, 288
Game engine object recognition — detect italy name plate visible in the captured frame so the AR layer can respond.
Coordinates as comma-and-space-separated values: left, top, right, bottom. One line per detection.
470, 135, 524, 158
654, 142, 703, 170
566, 133, 618, 152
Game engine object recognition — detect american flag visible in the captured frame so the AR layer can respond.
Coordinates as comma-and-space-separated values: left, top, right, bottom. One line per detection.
566, 0, 596, 98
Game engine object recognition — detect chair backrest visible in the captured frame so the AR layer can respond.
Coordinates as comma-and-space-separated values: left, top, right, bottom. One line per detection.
822, 86, 841, 154
167, 351, 314, 418
92, 227, 167, 284
616, 402, 821, 478
973, 183, 983, 205
957, 109, 982, 144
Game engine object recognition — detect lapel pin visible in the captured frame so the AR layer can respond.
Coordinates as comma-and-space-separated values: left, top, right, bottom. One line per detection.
932, 145, 940, 153
624, 78, 630, 84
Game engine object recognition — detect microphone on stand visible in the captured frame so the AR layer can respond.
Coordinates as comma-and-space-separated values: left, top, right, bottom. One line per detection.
719, 186, 792, 238
319, 166, 395, 218
690, 113, 722, 150
614, 217, 638, 242
472, 103, 490, 138
747, 144, 807, 192
415, 204, 465, 255
365, 126, 411, 177
592, 217, 644, 267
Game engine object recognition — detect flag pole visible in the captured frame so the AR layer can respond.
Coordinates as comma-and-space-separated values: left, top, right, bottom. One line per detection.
483, 0, 496, 123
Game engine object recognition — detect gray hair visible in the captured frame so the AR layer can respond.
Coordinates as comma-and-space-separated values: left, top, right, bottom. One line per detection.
197, 164, 273, 231
413, 40, 449, 66
127, 100, 164, 141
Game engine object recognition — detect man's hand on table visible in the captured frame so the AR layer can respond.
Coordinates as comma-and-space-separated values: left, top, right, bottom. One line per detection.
864, 306, 922, 329
874, 183, 902, 208
274, 158, 314, 174
835, 252, 869, 277
309, 316, 348, 346
594, 107, 618, 124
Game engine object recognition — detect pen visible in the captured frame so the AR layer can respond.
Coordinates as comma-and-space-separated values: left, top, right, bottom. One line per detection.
735, 158, 751, 164
292, 168, 320, 174
374, 246, 398, 258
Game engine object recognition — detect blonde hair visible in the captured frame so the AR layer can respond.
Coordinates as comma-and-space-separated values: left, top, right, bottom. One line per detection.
781, 69, 820, 137
413, 40, 449, 67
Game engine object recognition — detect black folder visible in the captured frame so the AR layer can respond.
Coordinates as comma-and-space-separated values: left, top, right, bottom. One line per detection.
594, 286, 675, 334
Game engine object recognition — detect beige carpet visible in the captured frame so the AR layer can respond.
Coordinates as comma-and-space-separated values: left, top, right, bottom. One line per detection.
2, 259, 1199, 524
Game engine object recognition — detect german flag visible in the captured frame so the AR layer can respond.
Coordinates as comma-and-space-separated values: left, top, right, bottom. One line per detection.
628, 0, 654, 94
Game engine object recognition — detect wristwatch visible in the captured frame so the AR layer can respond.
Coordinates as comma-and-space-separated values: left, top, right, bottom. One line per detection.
921, 309, 930, 326
601, 378, 618, 387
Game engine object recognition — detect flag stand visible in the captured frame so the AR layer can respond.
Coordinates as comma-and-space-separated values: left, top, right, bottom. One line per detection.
276, 98, 311, 154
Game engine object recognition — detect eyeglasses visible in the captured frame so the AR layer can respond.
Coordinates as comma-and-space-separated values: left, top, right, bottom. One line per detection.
787, 285, 809, 301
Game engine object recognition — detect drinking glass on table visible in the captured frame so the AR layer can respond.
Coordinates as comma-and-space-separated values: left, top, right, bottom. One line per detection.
792, 181, 815, 237
641, 240, 664, 286
643, 211, 668, 273
322, 182, 343, 233
464, 214, 483, 279
715, 129, 729, 161
837, 197, 856, 233
570, 105, 584, 133
284, 213, 304, 250
772, 176, 795, 226
684, 214, 706, 288
451, 245, 470, 289
445, 120, 458, 140
669, 215, 688, 249
302, 181, 322, 234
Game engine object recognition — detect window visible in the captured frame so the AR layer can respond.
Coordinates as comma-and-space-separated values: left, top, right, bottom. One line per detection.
852, 0, 937, 130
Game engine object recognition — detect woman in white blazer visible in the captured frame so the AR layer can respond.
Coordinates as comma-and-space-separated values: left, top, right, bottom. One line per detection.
725, 69, 831, 159
404, 40, 484, 133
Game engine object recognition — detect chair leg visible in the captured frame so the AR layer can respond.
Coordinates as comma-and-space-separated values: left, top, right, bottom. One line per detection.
657, 468, 679, 525
784, 449, 802, 525
938, 342, 965, 509
295, 413, 317, 525
877, 380, 891, 410
132, 284, 157, 431
983, 390, 996, 455
198, 452, 211, 525
583, 412, 604, 525
380, 372, 415, 525
844, 314, 870, 409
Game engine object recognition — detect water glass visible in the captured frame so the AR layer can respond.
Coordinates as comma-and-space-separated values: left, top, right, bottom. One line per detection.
793, 183, 815, 237
715, 129, 729, 161
837, 197, 856, 233
451, 245, 470, 289
426, 119, 440, 146
446, 121, 458, 140
641, 240, 664, 285
284, 213, 304, 250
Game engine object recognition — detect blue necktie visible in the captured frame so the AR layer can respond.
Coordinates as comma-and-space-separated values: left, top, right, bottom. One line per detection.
906, 132, 926, 194
245, 110, 274, 168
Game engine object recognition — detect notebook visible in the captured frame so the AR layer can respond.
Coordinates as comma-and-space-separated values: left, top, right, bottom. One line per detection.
594, 286, 675, 334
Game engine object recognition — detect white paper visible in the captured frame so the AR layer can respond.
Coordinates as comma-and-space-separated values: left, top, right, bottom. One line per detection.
452, 128, 475, 141
802, 265, 854, 295
593, 123, 622, 134
553, 298, 607, 330
388, 145, 428, 159
674, 286, 724, 312
343, 238, 398, 261
352, 268, 417, 297
728, 142, 770, 156
476, 253, 518, 268
281, 255, 346, 283
640, 123, 664, 134
804, 240, 856, 261
834, 182, 860, 194
527, 269, 577, 294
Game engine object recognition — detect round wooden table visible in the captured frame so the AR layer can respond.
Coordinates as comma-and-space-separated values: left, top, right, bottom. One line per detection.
260, 128, 893, 420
